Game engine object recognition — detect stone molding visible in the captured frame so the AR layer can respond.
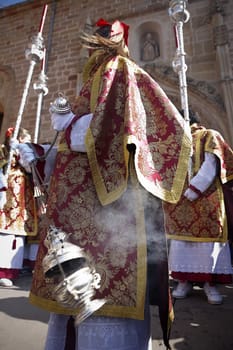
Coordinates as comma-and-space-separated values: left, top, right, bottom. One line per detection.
143, 62, 225, 110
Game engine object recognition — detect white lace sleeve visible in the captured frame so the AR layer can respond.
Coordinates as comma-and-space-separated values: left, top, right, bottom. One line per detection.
190, 152, 217, 193
70, 113, 93, 152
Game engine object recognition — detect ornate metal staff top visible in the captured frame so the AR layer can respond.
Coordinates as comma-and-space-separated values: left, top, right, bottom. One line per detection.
5, 4, 48, 178
33, 47, 49, 143
169, 0, 190, 123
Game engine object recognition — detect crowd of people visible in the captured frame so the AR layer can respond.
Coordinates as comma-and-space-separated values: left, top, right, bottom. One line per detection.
0, 17, 232, 350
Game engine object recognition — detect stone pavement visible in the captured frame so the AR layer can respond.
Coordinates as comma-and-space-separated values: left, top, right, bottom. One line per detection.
0, 274, 49, 350
0, 274, 232, 350
151, 280, 233, 350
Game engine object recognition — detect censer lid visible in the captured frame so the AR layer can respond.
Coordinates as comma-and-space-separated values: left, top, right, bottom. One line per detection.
42, 225, 88, 278
49, 92, 71, 114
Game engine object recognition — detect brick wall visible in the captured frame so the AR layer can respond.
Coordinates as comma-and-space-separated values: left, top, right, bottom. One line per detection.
0, 0, 232, 143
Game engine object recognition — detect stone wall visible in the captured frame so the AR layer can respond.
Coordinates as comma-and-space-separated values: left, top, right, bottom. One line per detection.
0, 0, 233, 144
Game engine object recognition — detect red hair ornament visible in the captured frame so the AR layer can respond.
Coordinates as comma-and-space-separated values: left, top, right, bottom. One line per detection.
96, 18, 129, 45
5, 127, 14, 138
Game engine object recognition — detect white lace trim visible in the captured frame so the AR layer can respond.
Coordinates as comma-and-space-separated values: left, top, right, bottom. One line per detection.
169, 240, 233, 274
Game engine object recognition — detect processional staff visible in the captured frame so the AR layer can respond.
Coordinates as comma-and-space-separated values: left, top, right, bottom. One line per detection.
168, 0, 190, 123
33, 47, 48, 143
33, 0, 57, 144
5, 4, 48, 177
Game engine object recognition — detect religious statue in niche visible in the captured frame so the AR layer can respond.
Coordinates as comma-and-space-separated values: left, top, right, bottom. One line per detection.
141, 32, 160, 61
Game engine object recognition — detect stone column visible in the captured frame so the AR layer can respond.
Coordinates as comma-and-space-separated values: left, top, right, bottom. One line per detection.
212, 6, 233, 143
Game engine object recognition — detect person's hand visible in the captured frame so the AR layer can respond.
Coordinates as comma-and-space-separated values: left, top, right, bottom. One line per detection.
184, 188, 199, 201
0, 191, 7, 210
9, 138, 19, 150
17, 143, 36, 173
50, 111, 74, 131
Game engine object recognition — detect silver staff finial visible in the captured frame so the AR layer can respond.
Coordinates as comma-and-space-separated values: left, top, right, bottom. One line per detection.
169, 0, 190, 123
168, 0, 190, 24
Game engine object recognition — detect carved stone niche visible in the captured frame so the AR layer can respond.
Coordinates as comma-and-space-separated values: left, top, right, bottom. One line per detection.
138, 22, 161, 63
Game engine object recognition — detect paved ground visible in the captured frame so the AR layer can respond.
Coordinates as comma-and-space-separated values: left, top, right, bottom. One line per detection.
151, 280, 233, 350
0, 274, 232, 350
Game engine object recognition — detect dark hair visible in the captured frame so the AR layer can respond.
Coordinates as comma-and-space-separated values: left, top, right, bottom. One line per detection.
95, 25, 112, 38
180, 109, 201, 125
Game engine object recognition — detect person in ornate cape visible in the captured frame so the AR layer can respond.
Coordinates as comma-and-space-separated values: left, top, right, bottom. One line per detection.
18, 18, 192, 350
0, 127, 38, 286
163, 110, 233, 304
22, 140, 57, 274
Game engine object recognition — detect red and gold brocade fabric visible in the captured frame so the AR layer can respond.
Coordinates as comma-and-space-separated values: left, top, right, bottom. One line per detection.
163, 124, 233, 242
29, 51, 191, 325
0, 146, 38, 236
75, 51, 192, 206
30, 143, 148, 319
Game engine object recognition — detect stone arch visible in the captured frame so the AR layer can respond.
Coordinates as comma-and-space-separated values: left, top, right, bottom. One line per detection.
0, 66, 15, 142
143, 63, 231, 144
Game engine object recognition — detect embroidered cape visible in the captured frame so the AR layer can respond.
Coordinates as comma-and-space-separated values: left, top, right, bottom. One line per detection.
29, 50, 191, 346
75, 51, 192, 205
164, 124, 233, 242
0, 145, 38, 236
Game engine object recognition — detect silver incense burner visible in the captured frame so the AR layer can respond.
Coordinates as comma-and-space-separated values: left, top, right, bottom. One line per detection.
49, 92, 72, 114
43, 225, 106, 325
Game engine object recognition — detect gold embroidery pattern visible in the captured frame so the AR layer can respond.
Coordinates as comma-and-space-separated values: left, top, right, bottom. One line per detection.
85, 55, 191, 206
30, 142, 147, 319
164, 125, 233, 242
0, 166, 37, 236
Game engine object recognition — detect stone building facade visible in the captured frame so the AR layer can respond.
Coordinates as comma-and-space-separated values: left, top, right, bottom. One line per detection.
0, 0, 233, 145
